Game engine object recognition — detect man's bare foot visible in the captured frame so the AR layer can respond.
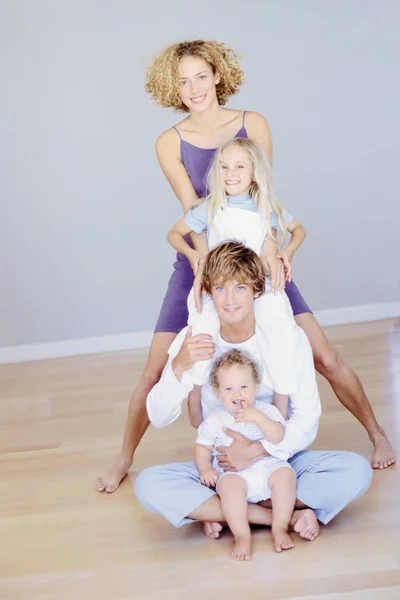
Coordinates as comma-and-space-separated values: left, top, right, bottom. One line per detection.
371, 432, 396, 470
96, 456, 132, 493
203, 521, 223, 540
293, 509, 320, 541
272, 526, 294, 553
232, 535, 252, 561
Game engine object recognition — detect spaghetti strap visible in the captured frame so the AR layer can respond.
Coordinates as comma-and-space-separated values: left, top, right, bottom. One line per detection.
172, 125, 183, 140
242, 110, 247, 128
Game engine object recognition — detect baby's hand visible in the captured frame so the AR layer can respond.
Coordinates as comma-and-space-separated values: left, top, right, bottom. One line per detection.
200, 468, 219, 488
235, 402, 260, 424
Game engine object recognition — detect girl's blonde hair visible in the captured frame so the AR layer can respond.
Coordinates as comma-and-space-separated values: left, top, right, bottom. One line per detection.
205, 138, 287, 246
145, 40, 244, 113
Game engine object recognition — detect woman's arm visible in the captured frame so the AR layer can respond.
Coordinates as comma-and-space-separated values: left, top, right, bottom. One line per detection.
244, 112, 273, 163
156, 128, 208, 254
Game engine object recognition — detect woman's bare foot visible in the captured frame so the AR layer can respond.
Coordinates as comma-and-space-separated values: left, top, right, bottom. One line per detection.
371, 431, 396, 469
96, 455, 132, 493
232, 535, 252, 561
203, 521, 223, 540
293, 509, 320, 541
272, 526, 294, 553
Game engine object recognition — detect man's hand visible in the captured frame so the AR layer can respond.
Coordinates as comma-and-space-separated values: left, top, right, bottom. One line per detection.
200, 468, 219, 488
276, 247, 294, 282
171, 327, 215, 382
234, 401, 261, 425
216, 429, 267, 472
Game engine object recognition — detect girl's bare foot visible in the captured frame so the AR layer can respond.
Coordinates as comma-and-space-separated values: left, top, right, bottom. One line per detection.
293, 509, 320, 541
232, 535, 252, 561
371, 432, 396, 469
96, 456, 132, 493
203, 522, 223, 540
272, 526, 294, 553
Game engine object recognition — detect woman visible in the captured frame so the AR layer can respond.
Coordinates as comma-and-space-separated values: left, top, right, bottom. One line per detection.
96, 40, 394, 493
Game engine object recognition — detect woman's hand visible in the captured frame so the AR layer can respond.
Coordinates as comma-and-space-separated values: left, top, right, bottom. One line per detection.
276, 247, 294, 282
261, 236, 285, 293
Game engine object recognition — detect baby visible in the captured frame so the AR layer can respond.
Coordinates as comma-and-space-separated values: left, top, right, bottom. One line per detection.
195, 349, 297, 560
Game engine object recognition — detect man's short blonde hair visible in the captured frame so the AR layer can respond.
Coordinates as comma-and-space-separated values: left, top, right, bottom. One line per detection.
202, 241, 266, 298
210, 349, 261, 389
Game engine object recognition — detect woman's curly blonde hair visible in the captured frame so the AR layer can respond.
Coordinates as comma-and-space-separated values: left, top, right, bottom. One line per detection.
145, 40, 244, 113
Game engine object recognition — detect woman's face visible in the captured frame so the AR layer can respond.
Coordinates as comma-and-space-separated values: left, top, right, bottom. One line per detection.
178, 55, 220, 113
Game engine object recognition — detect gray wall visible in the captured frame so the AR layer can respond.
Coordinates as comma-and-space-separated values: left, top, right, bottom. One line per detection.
1, 0, 399, 347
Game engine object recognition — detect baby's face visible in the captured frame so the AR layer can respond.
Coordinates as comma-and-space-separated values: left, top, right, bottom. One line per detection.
215, 364, 258, 415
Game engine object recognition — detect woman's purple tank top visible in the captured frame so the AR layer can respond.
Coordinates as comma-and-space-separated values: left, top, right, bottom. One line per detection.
173, 112, 248, 269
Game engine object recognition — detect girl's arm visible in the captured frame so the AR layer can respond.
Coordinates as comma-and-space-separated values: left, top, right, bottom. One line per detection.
273, 393, 289, 421
188, 385, 203, 428
235, 403, 285, 444
195, 444, 218, 488
277, 218, 307, 282
167, 218, 208, 274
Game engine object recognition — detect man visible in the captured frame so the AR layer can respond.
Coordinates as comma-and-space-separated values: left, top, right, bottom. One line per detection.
135, 242, 372, 539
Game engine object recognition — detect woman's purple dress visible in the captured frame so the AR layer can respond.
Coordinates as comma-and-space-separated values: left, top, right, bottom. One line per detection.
154, 113, 311, 333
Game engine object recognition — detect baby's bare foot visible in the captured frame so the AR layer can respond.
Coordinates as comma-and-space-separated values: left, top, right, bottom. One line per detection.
272, 526, 294, 553
203, 522, 223, 540
96, 456, 132, 493
293, 509, 320, 541
371, 433, 396, 470
231, 535, 252, 561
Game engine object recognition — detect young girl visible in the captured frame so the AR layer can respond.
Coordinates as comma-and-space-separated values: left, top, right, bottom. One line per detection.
196, 349, 303, 560
168, 137, 306, 423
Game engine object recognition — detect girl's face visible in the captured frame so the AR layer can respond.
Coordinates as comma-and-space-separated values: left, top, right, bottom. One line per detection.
219, 146, 253, 196
178, 55, 220, 113
215, 364, 258, 415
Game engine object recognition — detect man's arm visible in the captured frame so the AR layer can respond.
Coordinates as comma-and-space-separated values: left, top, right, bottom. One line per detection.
146, 326, 215, 429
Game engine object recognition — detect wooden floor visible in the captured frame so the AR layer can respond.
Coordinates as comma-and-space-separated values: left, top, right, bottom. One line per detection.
0, 319, 399, 600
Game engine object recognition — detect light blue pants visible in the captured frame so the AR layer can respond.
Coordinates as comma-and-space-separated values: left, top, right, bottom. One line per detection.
134, 450, 372, 527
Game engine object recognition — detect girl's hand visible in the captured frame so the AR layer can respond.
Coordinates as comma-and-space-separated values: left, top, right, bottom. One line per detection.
189, 251, 207, 276
262, 253, 285, 294
193, 257, 206, 313
235, 402, 260, 424
276, 248, 294, 282
200, 468, 219, 488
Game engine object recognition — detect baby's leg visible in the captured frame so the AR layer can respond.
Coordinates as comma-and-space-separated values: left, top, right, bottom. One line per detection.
268, 466, 297, 553
217, 475, 252, 561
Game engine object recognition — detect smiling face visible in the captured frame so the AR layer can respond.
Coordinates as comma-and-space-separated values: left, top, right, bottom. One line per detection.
210, 280, 256, 329
178, 55, 220, 113
219, 145, 253, 197
215, 364, 258, 415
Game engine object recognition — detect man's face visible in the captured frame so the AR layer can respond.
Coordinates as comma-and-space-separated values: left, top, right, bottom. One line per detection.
215, 364, 258, 415
210, 280, 256, 327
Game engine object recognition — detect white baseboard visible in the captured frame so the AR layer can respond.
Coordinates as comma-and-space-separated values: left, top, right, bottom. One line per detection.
0, 302, 399, 366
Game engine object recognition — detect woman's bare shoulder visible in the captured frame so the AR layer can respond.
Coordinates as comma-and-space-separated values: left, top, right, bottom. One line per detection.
244, 111, 271, 130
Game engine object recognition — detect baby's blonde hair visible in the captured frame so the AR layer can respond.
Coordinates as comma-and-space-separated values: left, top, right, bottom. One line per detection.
205, 138, 287, 246
210, 349, 261, 389
145, 40, 244, 113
